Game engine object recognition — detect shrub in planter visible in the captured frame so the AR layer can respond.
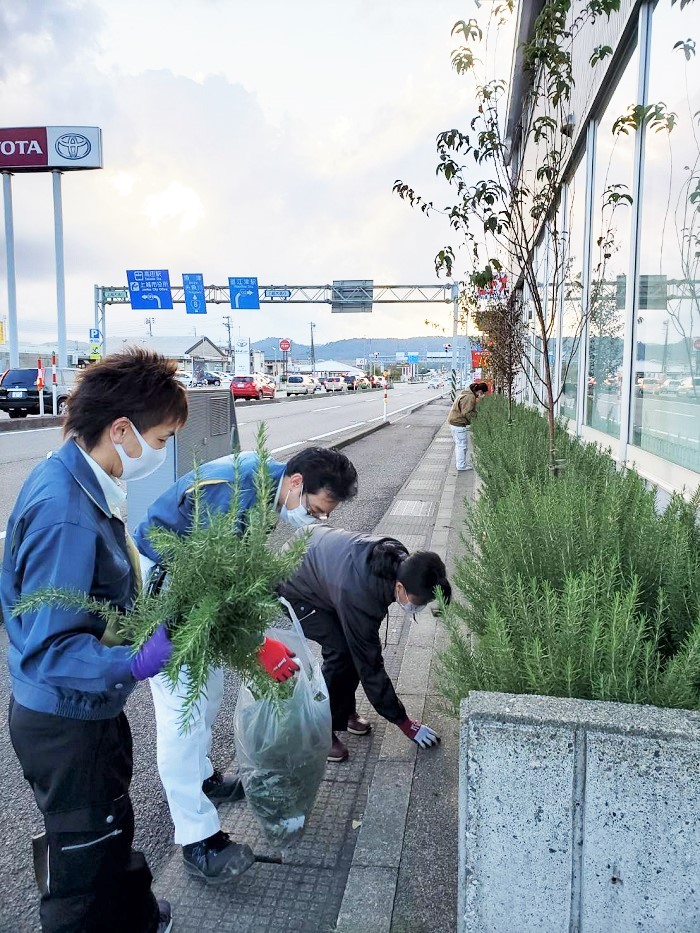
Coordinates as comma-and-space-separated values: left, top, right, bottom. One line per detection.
438, 399, 700, 710
438, 561, 700, 713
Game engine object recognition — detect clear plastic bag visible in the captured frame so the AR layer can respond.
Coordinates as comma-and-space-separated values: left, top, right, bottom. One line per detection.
233, 597, 332, 848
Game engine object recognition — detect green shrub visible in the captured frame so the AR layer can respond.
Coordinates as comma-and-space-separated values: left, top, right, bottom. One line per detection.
438, 398, 700, 710
437, 562, 700, 713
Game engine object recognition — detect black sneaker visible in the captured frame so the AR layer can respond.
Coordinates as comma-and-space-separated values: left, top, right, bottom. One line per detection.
157, 899, 173, 933
202, 769, 245, 802
182, 831, 255, 884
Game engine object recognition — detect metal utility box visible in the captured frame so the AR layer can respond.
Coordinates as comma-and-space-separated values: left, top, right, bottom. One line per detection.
127, 387, 238, 533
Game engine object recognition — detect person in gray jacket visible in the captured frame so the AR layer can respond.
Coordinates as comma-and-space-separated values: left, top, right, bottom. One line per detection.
279, 526, 451, 762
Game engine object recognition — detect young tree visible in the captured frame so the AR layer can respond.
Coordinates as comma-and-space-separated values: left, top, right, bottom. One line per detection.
394, 0, 624, 468
471, 286, 525, 423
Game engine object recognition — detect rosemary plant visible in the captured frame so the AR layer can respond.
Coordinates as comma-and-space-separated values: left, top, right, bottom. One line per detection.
14, 425, 308, 728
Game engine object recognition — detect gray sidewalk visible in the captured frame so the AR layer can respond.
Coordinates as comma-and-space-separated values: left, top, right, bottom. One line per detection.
153, 400, 474, 932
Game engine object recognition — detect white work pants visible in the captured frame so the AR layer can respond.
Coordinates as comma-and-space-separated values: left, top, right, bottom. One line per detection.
150, 665, 224, 845
450, 425, 471, 470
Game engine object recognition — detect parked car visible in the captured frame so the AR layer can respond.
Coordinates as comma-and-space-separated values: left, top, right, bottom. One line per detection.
322, 376, 346, 392
356, 377, 371, 390
286, 375, 314, 395
175, 370, 195, 388
0, 367, 77, 418
658, 378, 682, 396
678, 375, 700, 399
230, 373, 275, 400
197, 371, 221, 386
307, 376, 326, 394
343, 375, 358, 391
214, 371, 234, 385
636, 376, 665, 395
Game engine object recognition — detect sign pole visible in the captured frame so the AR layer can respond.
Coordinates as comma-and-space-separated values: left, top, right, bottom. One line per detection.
52, 170, 67, 368
52, 352, 57, 415
2, 172, 19, 368
383, 385, 388, 423
37, 357, 45, 416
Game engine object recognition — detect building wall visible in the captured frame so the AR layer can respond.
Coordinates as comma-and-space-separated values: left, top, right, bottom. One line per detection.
514, 0, 700, 493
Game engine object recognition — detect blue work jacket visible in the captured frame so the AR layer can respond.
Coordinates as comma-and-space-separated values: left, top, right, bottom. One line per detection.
133, 451, 286, 562
1, 439, 137, 719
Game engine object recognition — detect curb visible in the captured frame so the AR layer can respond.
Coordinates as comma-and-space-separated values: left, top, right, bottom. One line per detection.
0, 414, 65, 432
335, 423, 459, 933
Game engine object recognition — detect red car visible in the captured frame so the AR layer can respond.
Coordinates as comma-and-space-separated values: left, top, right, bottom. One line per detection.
230, 373, 276, 401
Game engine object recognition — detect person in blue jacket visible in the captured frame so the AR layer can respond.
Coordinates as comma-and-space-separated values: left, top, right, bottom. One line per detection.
133, 445, 358, 884
2, 349, 188, 933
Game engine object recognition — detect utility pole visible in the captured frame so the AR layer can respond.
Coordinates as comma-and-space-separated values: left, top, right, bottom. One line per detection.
310, 321, 316, 373
223, 315, 233, 366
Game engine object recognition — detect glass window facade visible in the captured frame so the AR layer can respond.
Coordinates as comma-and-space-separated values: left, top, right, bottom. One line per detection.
632, 0, 700, 472
585, 46, 639, 438
515, 0, 700, 484
560, 154, 588, 420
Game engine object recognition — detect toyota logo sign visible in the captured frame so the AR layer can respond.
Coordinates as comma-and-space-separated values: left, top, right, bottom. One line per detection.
55, 133, 92, 160
0, 126, 102, 171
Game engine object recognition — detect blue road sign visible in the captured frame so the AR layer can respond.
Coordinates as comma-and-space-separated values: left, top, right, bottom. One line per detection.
89, 327, 100, 340
183, 273, 207, 315
229, 277, 260, 310
126, 269, 173, 310
407, 352, 420, 364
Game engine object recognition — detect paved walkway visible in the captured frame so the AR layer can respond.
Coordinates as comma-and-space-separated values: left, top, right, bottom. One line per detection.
154, 400, 474, 932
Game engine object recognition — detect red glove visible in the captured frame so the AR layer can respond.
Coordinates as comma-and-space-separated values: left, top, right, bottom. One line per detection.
257, 637, 300, 682
398, 718, 441, 748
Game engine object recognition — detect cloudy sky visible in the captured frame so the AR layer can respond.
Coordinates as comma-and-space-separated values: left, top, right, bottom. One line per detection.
0, 0, 509, 349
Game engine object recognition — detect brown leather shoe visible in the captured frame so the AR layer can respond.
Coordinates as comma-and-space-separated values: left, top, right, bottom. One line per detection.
328, 733, 349, 762
347, 713, 372, 736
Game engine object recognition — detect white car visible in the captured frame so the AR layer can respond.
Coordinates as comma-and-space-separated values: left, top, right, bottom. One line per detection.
286, 375, 314, 395
323, 376, 347, 392
175, 370, 195, 388
307, 376, 326, 394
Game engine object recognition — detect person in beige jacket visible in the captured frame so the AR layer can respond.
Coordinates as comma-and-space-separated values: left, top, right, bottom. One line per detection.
447, 382, 488, 470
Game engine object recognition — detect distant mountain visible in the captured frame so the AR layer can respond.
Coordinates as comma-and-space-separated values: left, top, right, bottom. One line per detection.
251, 335, 463, 361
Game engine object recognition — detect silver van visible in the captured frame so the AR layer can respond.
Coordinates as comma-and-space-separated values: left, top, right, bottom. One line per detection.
286, 375, 313, 396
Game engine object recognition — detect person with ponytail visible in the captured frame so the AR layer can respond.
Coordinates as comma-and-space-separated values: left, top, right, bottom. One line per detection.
279, 526, 452, 763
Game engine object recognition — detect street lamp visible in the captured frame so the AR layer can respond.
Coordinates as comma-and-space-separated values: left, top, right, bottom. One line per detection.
310, 321, 316, 373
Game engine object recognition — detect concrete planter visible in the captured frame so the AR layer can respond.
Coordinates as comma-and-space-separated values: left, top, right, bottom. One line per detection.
459, 691, 700, 933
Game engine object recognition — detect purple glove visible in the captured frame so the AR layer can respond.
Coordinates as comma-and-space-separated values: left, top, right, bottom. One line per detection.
131, 624, 173, 681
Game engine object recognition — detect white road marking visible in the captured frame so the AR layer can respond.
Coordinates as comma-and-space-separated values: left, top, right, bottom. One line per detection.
312, 405, 342, 412
0, 425, 63, 437
270, 442, 306, 454
310, 421, 367, 440
0, 531, 5, 540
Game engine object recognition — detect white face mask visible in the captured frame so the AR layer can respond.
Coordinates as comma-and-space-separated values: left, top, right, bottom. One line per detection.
280, 483, 317, 528
396, 583, 424, 619
114, 421, 167, 482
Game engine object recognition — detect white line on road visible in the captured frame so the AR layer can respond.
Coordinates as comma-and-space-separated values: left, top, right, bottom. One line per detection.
0, 531, 5, 540
0, 425, 64, 437
270, 442, 306, 454
312, 405, 342, 412
310, 421, 367, 441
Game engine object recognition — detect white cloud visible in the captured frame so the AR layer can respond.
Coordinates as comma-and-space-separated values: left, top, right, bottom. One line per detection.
0, 0, 501, 347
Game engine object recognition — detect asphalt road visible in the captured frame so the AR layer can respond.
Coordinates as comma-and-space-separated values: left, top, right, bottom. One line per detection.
0, 383, 441, 541
0, 395, 450, 932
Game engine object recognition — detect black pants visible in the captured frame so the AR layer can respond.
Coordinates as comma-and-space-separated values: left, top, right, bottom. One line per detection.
292, 602, 360, 732
8, 698, 160, 933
